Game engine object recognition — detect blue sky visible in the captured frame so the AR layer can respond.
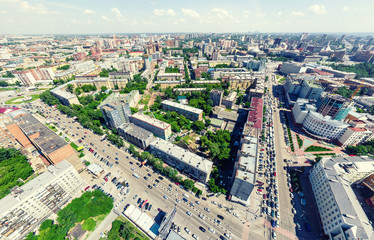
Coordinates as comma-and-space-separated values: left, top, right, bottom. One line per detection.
0, 0, 373, 34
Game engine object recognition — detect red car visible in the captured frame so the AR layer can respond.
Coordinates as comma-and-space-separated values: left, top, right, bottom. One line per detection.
175, 182, 179, 186
84, 186, 90, 191
304, 160, 309, 163
85, 132, 87, 134
263, 194, 267, 199
273, 172, 277, 177
257, 188, 262, 192
104, 177, 108, 182
289, 188, 293, 192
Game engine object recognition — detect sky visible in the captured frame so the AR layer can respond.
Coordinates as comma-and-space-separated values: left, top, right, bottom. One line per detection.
0, 0, 374, 34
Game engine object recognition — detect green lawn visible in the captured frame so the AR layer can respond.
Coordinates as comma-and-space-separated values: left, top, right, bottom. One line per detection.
5, 95, 39, 104
106, 216, 149, 240
296, 135, 303, 148
305, 145, 333, 152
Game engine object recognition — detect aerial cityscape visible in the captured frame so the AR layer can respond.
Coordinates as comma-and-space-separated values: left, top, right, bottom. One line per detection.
0, 1, 374, 240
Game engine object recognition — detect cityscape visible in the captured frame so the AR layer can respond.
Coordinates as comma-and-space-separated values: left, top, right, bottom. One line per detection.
1, 1, 374, 240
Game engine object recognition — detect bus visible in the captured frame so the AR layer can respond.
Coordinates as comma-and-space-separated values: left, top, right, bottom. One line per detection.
77, 146, 84, 151
140, 199, 148, 209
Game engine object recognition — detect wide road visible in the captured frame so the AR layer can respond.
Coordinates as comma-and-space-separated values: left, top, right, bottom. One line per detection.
24, 99, 244, 240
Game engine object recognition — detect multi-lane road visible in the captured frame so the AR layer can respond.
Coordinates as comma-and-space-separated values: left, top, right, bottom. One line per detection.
22, 99, 245, 240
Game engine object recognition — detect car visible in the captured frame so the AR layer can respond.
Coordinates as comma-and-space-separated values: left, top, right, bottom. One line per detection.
208, 227, 215, 233
168, 187, 172, 191
272, 231, 277, 239
289, 188, 293, 192
192, 234, 198, 239
257, 188, 262, 192
186, 211, 192, 216
153, 183, 158, 187
214, 218, 221, 225
292, 208, 297, 214
184, 227, 191, 234
198, 214, 205, 220
144, 176, 148, 180
199, 226, 206, 232
271, 220, 276, 227
219, 235, 227, 240
163, 195, 168, 200
137, 198, 142, 204
158, 176, 164, 180
195, 201, 200, 205
233, 212, 239, 218
148, 185, 153, 189
211, 201, 217, 205
176, 199, 180, 203
145, 203, 149, 210
204, 207, 210, 212
157, 208, 161, 212
190, 202, 195, 207
217, 214, 224, 220
224, 233, 232, 240
296, 223, 301, 231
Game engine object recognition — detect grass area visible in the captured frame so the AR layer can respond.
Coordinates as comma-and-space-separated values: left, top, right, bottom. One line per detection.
305, 145, 333, 152
283, 112, 295, 152
296, 135, 303, 148
313, 153, 336, 157
107, 216, 149, 240
70, 142, 79, 151
46, 123, 58, 132
139, 95, 150, 105
278, 77, 286, 83
65, 137, 70, 142
5, 94, 39, 104
182, 135, 192, 145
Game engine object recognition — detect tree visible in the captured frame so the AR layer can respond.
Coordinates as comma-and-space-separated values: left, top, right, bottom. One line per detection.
0, 81, 9, 87
130, 107, 138, 114
82, 218, 96, 231
192, 120, 205, 132
101, 86, 108, 92
209, 143, 220, 159
67, 84, 74, 93
183, 179, 195, 190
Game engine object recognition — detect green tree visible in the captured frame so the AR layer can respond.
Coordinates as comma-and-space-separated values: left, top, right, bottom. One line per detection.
82, 218, 96, 231
192, 120, 205, 132
183, 179, 195, 190
130, 107, 138, 114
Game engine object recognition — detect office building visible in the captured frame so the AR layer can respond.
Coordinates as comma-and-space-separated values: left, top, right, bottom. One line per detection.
302, 111, 349, 140
149, 138, 213, 183
317, 94, 354, 121
117, 123, 154, 149
99, 91, 140, 129
292, 99, 317, 124
212, 51, 220, 61
209, 89, 223, 107
130, 113, 172, 140
298, 80, 324, 100
309, 156, 374, 240
161, 100, 203, 121
338, 127, 373, 148
50, 86, 80, 106
0, 160, 85, 240
279, 62, 307, 75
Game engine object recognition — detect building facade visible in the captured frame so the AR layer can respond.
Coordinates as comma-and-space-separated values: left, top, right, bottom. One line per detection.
117, 123, 154, 149
317, 94, 354, 121
209, 89, 223, 107
162, 100, 203, 121
338, 127, 373, 148
309, 156, 374, 240
129, 113, 171, 140
148, 138, 213, 183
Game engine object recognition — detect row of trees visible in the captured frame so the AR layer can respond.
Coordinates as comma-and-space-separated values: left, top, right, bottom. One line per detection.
0, 148, 34, 199
165, 66, 180, 73
25, 190, 113, 240
346, 140, 374, 156
331, 62, 374, 79
107, 219, 148, 240
208, 167, 227, 194
153, 110, 192, 133
120, 74, 148, 94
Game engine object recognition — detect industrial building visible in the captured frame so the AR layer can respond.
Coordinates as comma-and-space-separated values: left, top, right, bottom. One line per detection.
309, 156, 374, 240
0, 160, 85, 240
118, 123, 154, 149
130, 113, 172, 140
148, 138, 213, 183
161, 100, 203, 121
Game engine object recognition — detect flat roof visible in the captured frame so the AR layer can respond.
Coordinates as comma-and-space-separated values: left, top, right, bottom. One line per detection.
118, 123, 153, 141
162, 100, 203, 114
149, 138, 213, 174
13, 114, 69, 155
247, 97, 263, 130
86, 163, 103, 176
316, 156, 374, 239
0, 160, 73, 214
130, 113, 170, 130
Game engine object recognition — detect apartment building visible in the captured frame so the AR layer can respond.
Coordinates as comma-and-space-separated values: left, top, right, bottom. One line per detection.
148, 138, 213, 183
210, 89, 223, 107
161, 100, 203, 121
338, 127, 373, 148
129, 113, 172, 140
0, 160, 85, 240
117, 123, 154, 149
309, 156, 374, 240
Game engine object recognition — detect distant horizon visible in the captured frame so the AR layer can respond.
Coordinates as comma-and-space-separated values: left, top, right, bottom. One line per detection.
1, 0, 373, 34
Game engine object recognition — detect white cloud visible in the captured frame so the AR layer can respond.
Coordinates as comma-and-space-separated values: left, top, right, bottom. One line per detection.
153, 8, 176, 16
112, 8, 123, 18
101, 16, 111, 22
309, 4, 326, 15
83, 9, 95, 15
20, 1, 47, 14
255, 12, 266, 17
166, 9, 176, 16
291, 11, 304, 16
242, 10, 250, 18
212, 8, 233, 19
277, 11, 282, 16
342, 6, 349, 11
181, 8, 200, 18
153, 9, 165, 16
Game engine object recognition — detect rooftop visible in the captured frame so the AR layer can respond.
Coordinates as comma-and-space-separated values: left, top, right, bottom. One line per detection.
162, 100, 203, 114
247, 97, 263, 130
130, 113, 170, 130
118, 123, 154, 141
149, 138, 213, 174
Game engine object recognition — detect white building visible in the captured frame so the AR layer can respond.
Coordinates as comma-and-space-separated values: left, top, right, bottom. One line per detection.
279, 62, 307, 75
0, 160, 85, 240
302, 111, 349, 140
309, 156, 374, 240
292, 99, 317, 124
13, 71, 36, 85
338, 127, 373, 148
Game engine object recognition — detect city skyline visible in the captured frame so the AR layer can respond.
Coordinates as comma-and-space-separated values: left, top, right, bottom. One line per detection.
1, 0, 374, 34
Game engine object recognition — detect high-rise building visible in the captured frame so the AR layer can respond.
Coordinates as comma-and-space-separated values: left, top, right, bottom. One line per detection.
212, 51, 220, 61
309, 156, 374, 240
273, 38, 281, 46
316, 94, 354, 121
99, 91, 140, 129
300, 33, 308, 41
210, 89, 223, 107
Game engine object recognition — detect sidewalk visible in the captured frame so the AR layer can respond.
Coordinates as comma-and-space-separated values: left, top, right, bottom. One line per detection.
86, 211, 117, 240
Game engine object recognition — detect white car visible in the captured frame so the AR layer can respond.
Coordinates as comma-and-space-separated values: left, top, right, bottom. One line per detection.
198, 214, 205, 220
224, 233, 232, 239
163, 195, 168, 200
204, 207, 210, 212
211, 201, 217, 205
192, 234, 199, 239
186, 211, 192, 216
184, 227, 191, 234
233, 212, 239, 218
208, 227, 215, 233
